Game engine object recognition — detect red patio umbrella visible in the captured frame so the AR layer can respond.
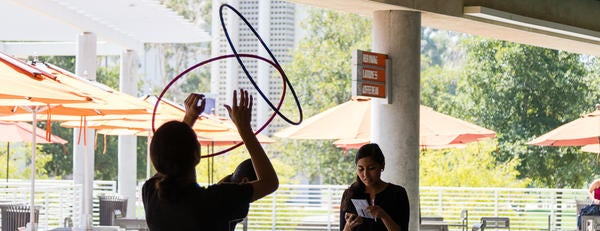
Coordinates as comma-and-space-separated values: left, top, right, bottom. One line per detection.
528, 106, 600, 146
0, 121, 67, 182
274, 96, 495, 149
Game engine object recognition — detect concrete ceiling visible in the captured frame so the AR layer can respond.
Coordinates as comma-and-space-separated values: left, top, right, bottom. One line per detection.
0, 0, 210, 56
287, 0, 600, 56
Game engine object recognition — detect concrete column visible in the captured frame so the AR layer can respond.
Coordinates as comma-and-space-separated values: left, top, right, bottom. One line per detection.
74, 31, 97, 229
372, 10, 421, 231
118, 49, 138, 218
256, 0, 271, 131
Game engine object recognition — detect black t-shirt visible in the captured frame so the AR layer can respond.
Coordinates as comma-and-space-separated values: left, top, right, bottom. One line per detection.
142, 176, 253, 231
339, 183, 410, 231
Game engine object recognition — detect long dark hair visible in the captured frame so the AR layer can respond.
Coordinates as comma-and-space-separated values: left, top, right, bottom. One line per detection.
150, 121, 200, 201
341, 143, 385, 212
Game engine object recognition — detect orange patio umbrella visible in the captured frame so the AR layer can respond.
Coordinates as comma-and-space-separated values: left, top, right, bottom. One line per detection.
196, 117, 275, 146
0, 95, 233, 134
57, 96, 232, 180
58, 95, 231, 133
23, 62, 149, 116
0, 52, 92, 227
197, 132, 275, 146
274, 96, 371, 140
528, 105, 600, 146
0, 53, 156, 227
274, 96, 496, 149
60, 116, 230, 133
419, 105, 496, 147
0, 58, 149, 119
0, 52, 90, 106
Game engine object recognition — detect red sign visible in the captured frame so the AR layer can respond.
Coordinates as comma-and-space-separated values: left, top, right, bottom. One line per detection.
358, 82, 386, 98
360, 66, 386, 82
359, 51, 387, 68
353, 50, 388, 99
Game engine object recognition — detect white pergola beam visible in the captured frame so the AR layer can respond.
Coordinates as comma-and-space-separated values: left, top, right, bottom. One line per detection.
6, 0, 143, 51
0, 41, 122, 56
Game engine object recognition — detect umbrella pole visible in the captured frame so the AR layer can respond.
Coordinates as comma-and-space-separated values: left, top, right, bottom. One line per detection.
30, 110, 37, 230
206, 144, 210, 184
6, 142, 9, 184
146, 131, 151, 179
211, 142, 214, 184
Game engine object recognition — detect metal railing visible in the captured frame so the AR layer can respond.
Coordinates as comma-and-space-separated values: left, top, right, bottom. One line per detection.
0, 180, 116, 230
238, 185, 587, 231
420, 187, 586, 231
0, 181, 590, 230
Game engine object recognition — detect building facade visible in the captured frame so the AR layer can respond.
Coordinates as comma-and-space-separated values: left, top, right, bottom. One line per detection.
211, 0, 298, 135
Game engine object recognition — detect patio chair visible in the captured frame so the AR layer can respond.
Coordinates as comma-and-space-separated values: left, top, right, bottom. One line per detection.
447, 209, 468, 231
1, 205, 39, 231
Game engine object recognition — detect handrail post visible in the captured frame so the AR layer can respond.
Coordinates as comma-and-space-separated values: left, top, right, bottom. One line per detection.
494, 189, 499, 217
438, 188, 442, 216
271, 191, 277, 231
327, 185, 332, 231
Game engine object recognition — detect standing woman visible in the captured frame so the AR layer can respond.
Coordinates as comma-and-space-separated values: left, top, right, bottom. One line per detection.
142, 89, 278, 230
340, 143, 409, 231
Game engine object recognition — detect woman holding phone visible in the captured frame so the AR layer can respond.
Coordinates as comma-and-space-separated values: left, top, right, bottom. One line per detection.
340, 143, 409, 231
142, 89, 278, 230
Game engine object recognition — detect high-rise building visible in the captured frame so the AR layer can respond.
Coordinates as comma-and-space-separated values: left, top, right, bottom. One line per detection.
211, 0, 298, 135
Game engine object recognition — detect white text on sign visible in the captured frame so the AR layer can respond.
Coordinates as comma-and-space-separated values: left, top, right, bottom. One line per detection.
362, 54, 379, 65
363, 69, 378, 80
362, 85, 379, 96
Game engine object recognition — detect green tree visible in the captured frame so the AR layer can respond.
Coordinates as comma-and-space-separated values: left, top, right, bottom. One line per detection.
0, 143, 52, 180
275, 9, 371, 185
420, 140, 530, 187
450, 38, 600, 188
420, 28, 464, 112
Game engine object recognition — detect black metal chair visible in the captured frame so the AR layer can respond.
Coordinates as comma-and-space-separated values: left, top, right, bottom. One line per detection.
1, 205, 39, 231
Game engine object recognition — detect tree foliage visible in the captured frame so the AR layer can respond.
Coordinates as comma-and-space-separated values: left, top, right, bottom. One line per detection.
420, 140, 530, 187
449, 38, 600, 188
0, 143, 52, 180
276, 9, 371, 185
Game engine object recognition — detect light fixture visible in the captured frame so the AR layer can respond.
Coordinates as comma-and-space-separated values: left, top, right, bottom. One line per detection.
464, 6, 600, 43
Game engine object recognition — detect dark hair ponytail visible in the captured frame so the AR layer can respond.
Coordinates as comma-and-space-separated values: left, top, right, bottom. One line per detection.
150, 121, 201, 201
